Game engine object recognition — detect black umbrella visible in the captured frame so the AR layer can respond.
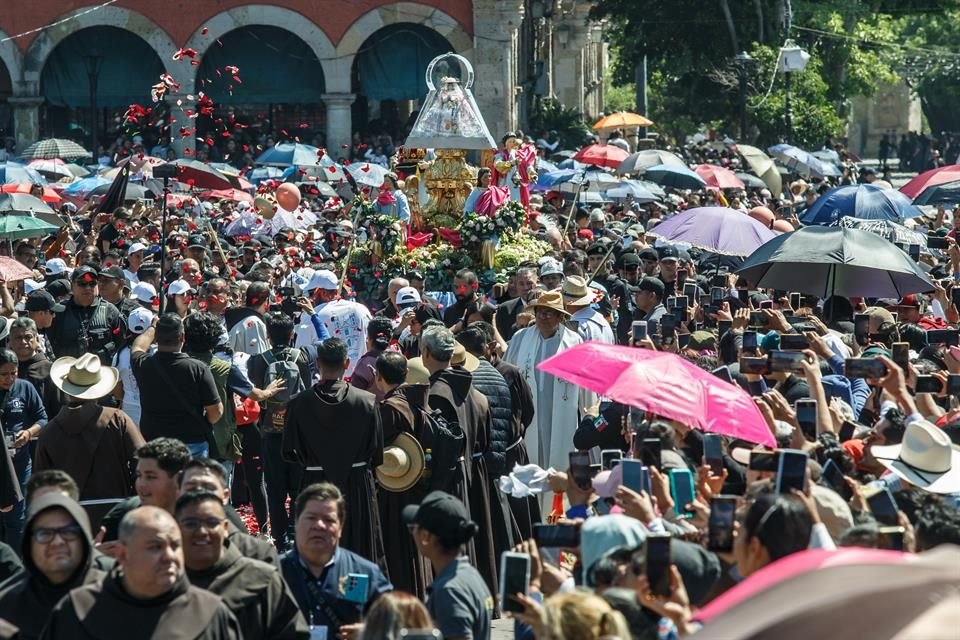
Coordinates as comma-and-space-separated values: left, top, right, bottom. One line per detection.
94, 162, 129, 213
735, 225, 935, 299
91, 180, 153, 202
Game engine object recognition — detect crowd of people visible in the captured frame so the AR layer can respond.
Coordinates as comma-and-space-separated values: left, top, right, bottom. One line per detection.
0, 128, 955, 640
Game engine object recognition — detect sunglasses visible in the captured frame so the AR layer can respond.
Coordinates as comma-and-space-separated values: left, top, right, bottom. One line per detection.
76, 279, 97, 288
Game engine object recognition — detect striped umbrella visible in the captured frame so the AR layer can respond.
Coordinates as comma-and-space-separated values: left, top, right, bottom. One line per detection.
20, 138, 90, 160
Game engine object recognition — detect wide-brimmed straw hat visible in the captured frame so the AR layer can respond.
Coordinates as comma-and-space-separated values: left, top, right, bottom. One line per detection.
561, 275, 599, 307
527, 291, 571, 318
872, 419, 960, 494
50, 354, 119, 401
451, 343, 479, 372
376, 433, 425, 492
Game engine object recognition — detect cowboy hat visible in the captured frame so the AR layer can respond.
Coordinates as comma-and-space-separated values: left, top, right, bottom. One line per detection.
406, 357, 431, 385
50, 354, 120, 401
872, 419, 960, 494
526, 291, 571, 318
376, 433, 425, 492
561, 275, 599, 308
451, 343, 479, 372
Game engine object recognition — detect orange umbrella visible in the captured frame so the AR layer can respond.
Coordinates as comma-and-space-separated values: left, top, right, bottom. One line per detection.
1, 183, 61, 203
592, 112, 653, 130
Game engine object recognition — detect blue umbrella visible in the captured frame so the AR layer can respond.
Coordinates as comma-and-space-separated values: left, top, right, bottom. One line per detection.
604, 181, 658, 202
63, 175, 110, 196
537, 158, 560, 173
245, 166, 285, 185
255, 143, 323, 167
536, 169, 579, 188
799, 184, 924, 225
0, 162, 46, 186
768, 144, 830, 178
642, 164, 706, 190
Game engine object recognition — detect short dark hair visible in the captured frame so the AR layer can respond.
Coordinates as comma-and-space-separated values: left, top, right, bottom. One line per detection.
0, 349, 16, 367
245, 281, 271, 308
456, 326, 487, 357
183, 312, 223, 354
454, 269, 477, 285
266, 311, 295, 347
376, 351, 407, 385
26, 469, 79, 502
317, 337, 349, 371
135, 438, 191, 477
367, 317, 393, 350
179, 458, 228, 489
174, 489, 225, 517
468, 321, 495, 346
155, 313, 185, 348
296, 482, 345, 523
916, 504, 960, 551
743, 490, 814, 561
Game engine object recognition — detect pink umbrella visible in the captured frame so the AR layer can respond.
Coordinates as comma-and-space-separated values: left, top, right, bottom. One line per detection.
694, 548, 908, 625
200, 188, 254, 204
694, 164, 745, 190
537, 342, 775, 446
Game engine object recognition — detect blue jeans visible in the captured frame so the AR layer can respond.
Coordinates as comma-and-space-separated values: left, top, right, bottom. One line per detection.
185, 442, 209, 459
1, 451, 30, 551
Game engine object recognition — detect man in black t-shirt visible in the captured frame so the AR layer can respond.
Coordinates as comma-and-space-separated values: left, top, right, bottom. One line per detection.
47, 266, 123, 364
130, 313, 222, 457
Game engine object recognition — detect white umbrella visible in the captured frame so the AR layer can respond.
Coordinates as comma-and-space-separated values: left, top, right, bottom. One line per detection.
347, 163, 390, 188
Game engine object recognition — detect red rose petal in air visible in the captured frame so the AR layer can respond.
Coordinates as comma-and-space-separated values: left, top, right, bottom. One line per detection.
201, 27, 209, 35
361, 165, 370, 172
326, 166, 337, 173
191, 60, 200, 66
341, 144, 349, 149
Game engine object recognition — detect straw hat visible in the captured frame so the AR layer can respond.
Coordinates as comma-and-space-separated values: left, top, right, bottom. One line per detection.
526, 291, 571, 317
561, 275, 598, 308
376, 433, 425, 492
50, 354, 120, 401
451, 343, 480, 372
406, 357, 431, 385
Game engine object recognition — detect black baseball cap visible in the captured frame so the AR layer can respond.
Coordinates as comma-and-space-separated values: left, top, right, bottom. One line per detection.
639, 247, 660, 262
402, 491, 477, 542
187, 234, 207, 249
629, 276, 666, 299
619, 253, 641, 269
71, 265, 99, 282
657, 245, 680, 262
45, 279, 71, 298
99, 265, 125, 281
25, 290, 64, 312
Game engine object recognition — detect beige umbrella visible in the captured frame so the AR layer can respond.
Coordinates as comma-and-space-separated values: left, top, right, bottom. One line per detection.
735, 144, 781, 195
697, 547, 960, 640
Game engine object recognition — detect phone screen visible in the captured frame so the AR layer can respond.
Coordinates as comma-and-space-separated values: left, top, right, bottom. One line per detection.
819, 459, 853, 501
892, 342, 910, 372
711, 287, 725, 303
790, 293, 801, 309
867, 488, 899, 526
684, 283, 698, 306
676, 269, 688, 290
499, 553, 530, 614
712, 366, 734, 384
844, 358, 887, 379
749, 449, 779, 472
707, 496, 737, 552
601, 449, 622, 471
669, 469, 696, 516
532, 524, 580, 548
569, 451, 592, 490
632, 320, 648, 344
620, 459, 643, 493
915, 375, 943, 394
703, 434, 724, 476
877, 526, 905, 551
838, 420, 857, 443
854, 313, 870, 345
742, 331, 758, 352
795, 400, 817, 437
948, 374, 960, 396
769, 350, 806, 373
779, 333, 809, 350
739, 356, 770, 375
645, 535, 672, 597
926, 329, 960, 346
775, 449, 808, 494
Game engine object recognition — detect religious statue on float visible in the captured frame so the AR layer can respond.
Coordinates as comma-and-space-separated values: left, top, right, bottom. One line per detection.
491, 132, 538, 210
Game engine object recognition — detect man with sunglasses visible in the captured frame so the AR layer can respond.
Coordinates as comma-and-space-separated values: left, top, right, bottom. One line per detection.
47, 265, 124, 365
0, 493, 105, 638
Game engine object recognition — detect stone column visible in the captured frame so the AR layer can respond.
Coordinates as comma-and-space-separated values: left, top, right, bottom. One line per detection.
9, 96, 43, 153
472, 0, 525, 139
322, 93, 355, 161
552, 8, 593, 118
167, 94, 195, 158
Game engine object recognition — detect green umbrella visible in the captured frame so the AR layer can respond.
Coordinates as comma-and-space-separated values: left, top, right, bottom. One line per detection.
0, 214, 59, 240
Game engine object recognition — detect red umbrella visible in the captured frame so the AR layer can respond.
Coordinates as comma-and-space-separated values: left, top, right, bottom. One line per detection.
572, 144, 629, 169
168, 159, 233, 190
1, 183, 61, 203
537, 341, 775, 446
200, 188, 254, 204
0, 256, 36, 282
899, 164, 960, 199
694, 164, 745, 190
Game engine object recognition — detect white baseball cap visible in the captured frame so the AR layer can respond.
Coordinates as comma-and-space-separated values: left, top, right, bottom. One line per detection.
127, 242, 148, 256
303, 269, 338, 292
127, 307, 155, 335
44, 258, 71, 277
396, 286, 421, 308
130, 282, 158, 304
166, 279, 196, 296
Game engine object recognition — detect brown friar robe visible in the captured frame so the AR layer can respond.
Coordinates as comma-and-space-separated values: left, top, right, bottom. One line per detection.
186, 543, 309, 640
34, 402, 145, 530
40, 571, 241, 640
378, 383, 432, 600
427, 366, 499, 611
282, 380, 385, 570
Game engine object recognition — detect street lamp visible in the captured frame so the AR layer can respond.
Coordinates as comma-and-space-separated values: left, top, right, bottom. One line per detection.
733, 51, 754, 141
83, 51, 103, 161
778, 40, 810, 142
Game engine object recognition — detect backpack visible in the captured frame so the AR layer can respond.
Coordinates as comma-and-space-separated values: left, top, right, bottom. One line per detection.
261, 348, 306, 433
420, 408, 465, 492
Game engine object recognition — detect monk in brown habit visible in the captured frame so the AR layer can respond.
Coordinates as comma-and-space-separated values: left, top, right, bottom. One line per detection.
282, 338, 385, 569
41, 506, 241, 640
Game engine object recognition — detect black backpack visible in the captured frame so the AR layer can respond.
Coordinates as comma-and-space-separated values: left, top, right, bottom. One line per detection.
420, 408, 465, 492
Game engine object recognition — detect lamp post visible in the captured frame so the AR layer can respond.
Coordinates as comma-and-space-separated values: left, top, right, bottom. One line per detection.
778, 40, 810, 143
733, 51, 753, 141
83, 51, 103, 162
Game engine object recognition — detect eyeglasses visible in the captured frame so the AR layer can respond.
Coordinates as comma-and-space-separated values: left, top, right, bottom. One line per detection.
76, 280, 97, 288
32, 524, 83, 543
179, 517, 224, 531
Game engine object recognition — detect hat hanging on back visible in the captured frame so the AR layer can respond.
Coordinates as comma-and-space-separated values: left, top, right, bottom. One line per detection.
49, 354, 120, 401
376, 433, 425, 492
